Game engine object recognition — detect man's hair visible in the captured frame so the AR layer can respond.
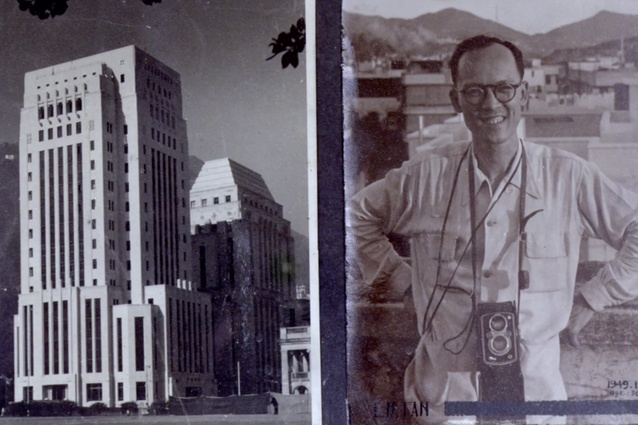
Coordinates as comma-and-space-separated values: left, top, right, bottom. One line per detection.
449, 35, 524, 86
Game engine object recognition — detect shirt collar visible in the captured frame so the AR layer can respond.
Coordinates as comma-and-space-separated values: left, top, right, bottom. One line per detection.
461, 140, 542, 206
470, 141, 522, 199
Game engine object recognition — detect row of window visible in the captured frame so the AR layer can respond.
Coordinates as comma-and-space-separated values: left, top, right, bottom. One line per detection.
37, 72, 95, 90
145, 61, 176, 87
151, 127, 178, 149
38, 122, 82, 141
150, 104, 176, 129
191, 195, 232, 208
38, 98, 82, 119
87, 382, 147, 402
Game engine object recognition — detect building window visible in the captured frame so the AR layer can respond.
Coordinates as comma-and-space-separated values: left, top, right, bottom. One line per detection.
57, 102, 63, 115
213, 197, 219, 204
120, 74, 125, 83
66, 124, 72, 136
27, 153, 32, 163
48, 128, 53, 140
201, 199, 207, 207
117, 382, 124, 401
86, 384, 102, 401
57, 126, 62, 138
28, 229, 33, 239
90, 160, 95, 170
135, 317, 144, 371
47, 104, 53, 118
38, 130, 43, 142
75, 98, 82, 111
76, 122, 82, 134
136, 382, 146, 401
225, 195, 231, 202
38, 107, 44, 119
190, 200, 195, 208
92, 259, 97, 269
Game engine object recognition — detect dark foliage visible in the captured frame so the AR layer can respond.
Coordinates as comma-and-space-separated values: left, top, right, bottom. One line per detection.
17, 0, 68, 19
267, 17, 306, 69
17, 0, 161, 19
150, 400, 169, 415
4, 400, 79, 417
120, 401, 139, 415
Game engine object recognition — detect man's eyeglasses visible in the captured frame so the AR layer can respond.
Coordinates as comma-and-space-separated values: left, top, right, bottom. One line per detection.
454, 82, 525, 106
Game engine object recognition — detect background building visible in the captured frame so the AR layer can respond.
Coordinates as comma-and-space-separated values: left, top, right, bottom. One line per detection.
14, 46, 214, 408
190, 158, 296, 396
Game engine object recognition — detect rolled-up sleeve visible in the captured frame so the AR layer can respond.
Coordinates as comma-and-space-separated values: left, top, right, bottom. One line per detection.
577, 162, 638, 311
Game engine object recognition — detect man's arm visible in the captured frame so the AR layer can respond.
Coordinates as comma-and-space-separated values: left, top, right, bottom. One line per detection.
567, 162, 638, 344
347, 167, 414, 299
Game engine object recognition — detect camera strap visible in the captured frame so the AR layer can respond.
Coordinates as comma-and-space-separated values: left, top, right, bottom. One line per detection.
467, 142, 527, 305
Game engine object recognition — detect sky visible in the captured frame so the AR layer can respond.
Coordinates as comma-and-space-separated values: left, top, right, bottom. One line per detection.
343, 0, 638, 35
0, 0, 308, 236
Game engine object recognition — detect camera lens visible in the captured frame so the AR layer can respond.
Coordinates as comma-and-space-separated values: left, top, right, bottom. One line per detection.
489, 314, 507, 331
489, 335, 511, 356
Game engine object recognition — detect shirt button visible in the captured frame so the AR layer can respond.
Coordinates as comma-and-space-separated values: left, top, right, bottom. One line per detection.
487, 220, 496, 226
483, 271, 492, 278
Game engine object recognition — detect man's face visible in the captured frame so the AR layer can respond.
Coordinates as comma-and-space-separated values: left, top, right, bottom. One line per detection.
450, 43, 528, 149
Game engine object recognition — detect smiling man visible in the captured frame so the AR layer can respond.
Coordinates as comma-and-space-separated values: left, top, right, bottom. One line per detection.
348, 35, 638, 424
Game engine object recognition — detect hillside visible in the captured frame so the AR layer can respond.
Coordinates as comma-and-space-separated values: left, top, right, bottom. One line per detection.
344, 8, 638, 62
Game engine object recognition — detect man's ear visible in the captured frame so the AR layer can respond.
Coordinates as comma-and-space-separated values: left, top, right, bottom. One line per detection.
449, 89, 463, 113
520, 81, 529, 105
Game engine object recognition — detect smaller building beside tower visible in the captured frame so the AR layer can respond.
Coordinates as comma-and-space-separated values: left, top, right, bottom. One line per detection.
190, 158, 296, 396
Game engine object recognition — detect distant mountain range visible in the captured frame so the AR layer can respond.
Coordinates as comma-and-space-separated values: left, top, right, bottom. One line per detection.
343, 8, 638, 62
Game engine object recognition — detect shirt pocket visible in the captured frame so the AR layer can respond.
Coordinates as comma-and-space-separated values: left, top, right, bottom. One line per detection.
525, 231, 568, 258
423, 232, 458, 262
523, 231, 569, 292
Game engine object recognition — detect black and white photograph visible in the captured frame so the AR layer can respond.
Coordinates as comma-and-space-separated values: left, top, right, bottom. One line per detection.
344, 1, 638, 424
0, 1, 317, 424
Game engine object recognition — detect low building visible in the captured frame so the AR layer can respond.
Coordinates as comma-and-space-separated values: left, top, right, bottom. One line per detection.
279, 326, 310, 395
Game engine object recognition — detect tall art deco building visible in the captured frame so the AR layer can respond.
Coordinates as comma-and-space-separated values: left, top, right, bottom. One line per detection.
14, 46, 214, 407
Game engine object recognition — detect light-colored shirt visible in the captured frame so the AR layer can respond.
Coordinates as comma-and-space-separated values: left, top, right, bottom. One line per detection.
347, 140, 638, 420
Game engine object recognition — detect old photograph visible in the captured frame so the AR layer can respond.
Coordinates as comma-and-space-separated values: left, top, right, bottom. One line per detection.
0, 1, 315, 424
344, 1, 638, 424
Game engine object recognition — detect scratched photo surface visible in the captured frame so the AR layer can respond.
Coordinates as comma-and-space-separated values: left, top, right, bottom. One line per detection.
0, 1, 313, 423
343, 1, 638, 423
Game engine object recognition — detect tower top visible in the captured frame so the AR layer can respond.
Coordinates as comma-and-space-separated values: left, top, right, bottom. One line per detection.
191, 158, 274, 201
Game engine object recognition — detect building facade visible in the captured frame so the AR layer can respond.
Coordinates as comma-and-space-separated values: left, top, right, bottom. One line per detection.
14, 46, 214, 408
279, 326, 310, 395
190, 158, 295, 396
